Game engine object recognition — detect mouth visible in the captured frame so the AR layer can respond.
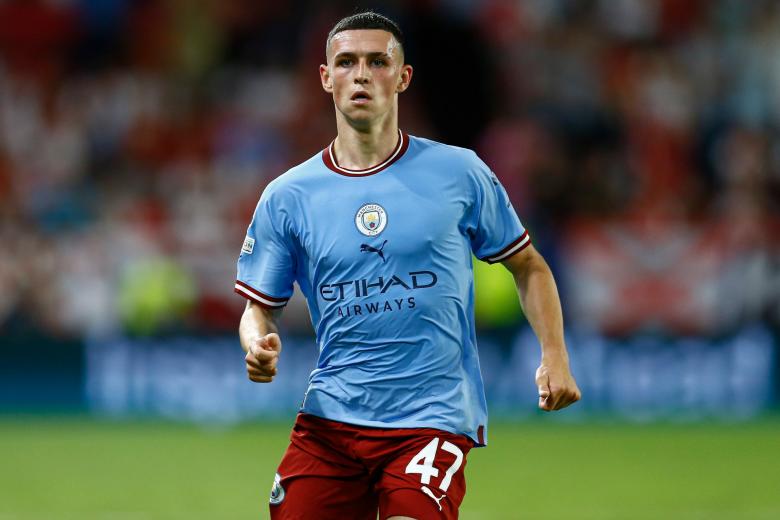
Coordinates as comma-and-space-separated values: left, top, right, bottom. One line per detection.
351, 91, 372, 102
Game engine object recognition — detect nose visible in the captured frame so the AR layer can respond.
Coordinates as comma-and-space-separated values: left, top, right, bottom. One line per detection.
354, 60, 370, 84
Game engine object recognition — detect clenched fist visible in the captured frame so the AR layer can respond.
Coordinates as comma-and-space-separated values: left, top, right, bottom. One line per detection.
535, 360, 581, 411
245, 333, 282, 383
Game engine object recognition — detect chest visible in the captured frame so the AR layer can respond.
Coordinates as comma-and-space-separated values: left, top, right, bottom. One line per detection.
297, 174, 469, 271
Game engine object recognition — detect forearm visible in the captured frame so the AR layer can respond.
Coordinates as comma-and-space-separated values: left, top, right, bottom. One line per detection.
239, 301, 281, 353
505, 247, 580, 410
510, 255, 568, 363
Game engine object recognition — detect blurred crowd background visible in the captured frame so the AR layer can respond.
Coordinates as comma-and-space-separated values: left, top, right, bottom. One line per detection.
1, 0, 778, 416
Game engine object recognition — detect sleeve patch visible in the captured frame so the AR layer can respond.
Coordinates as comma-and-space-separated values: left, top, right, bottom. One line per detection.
241, 236, 255, 254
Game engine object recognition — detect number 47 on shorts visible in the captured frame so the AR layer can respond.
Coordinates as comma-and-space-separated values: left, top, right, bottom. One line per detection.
404, 437, 464, 509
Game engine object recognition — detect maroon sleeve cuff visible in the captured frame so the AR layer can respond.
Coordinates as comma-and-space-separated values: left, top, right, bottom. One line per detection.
479, 231, 531, 264
234, 280, 289, 309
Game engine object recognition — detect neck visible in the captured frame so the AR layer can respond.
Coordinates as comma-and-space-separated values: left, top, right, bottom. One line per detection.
332, 111, 399, 170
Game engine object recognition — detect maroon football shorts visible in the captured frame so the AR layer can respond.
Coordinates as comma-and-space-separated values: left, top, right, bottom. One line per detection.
267, 413, 473, 519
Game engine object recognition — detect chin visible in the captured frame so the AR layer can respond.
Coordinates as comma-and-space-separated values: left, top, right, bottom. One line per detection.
340, 109, 375, 126
344, 105, 374, 116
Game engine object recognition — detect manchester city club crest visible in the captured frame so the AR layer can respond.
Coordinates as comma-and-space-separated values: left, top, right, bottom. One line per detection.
269, 473, 285, 505
355, 203, 387, 236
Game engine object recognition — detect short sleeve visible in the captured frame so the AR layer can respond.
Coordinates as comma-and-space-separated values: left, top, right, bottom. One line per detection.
234, 189, 296, 308
467, 155, 530, 264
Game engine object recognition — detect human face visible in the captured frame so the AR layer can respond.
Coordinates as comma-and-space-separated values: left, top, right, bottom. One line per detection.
320, 30, 412, 128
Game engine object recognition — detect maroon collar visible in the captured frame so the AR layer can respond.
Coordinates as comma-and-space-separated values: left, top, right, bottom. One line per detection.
322, 130, 409, 177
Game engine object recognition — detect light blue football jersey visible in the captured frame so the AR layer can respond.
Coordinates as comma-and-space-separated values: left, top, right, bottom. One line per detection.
235, 131, 529, 446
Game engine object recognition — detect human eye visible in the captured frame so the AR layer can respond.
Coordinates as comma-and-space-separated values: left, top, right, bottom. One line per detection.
337, 58, 353, 67
371, 58, 387, 67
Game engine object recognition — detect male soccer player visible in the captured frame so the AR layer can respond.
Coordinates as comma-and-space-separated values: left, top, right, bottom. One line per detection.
235, 11, 580, 520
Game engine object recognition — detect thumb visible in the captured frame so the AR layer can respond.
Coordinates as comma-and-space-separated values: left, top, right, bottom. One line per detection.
258, 333, 282, 353
537, 375, 551, 410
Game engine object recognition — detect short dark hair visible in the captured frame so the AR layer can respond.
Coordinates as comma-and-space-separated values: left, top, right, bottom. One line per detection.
326, 11, 404, 59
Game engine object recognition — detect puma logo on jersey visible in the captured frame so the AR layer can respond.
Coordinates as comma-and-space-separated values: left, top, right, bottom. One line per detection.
360, 240, 387, 263
421, 486, 446, 511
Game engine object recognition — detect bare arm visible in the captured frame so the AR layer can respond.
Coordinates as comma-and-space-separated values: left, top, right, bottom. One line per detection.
502, 244, 581, 411
239, 301, 284, 383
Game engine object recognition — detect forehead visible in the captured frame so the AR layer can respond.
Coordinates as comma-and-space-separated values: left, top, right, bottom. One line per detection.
327, 29, 401, 59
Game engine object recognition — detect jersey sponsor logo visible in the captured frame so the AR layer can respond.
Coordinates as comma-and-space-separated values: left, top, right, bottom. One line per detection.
269, 473, 285, 505
335, 297, 416, 318
360, 240, 387, 262
355, 203, 387, 236
320, 270, 438, 320
319, 270, 437, 301
241, 236, 255, 254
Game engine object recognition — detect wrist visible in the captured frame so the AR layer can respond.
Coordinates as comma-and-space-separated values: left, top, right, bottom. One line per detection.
241, 333, 260, 352
540, 344, 569, 365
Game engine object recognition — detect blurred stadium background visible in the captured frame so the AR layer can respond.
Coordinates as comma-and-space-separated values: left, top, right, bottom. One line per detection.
1, 0, 779, 518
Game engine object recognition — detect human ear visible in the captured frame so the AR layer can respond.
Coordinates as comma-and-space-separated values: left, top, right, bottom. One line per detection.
320, 64, 333, 93
397, 64, 413, 93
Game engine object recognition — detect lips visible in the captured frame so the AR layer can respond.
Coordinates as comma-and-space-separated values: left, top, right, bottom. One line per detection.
351, 91, 372, 101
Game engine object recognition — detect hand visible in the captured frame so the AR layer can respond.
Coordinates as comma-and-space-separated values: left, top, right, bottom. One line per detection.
245, 333, 282, 383
535, 359, 581, 411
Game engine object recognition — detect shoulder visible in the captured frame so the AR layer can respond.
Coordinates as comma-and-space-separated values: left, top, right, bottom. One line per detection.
260, 151, 326, 203
408, 135, 490, 176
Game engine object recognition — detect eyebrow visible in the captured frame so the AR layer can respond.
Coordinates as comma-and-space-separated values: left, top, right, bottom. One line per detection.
333, 51, 392, 60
